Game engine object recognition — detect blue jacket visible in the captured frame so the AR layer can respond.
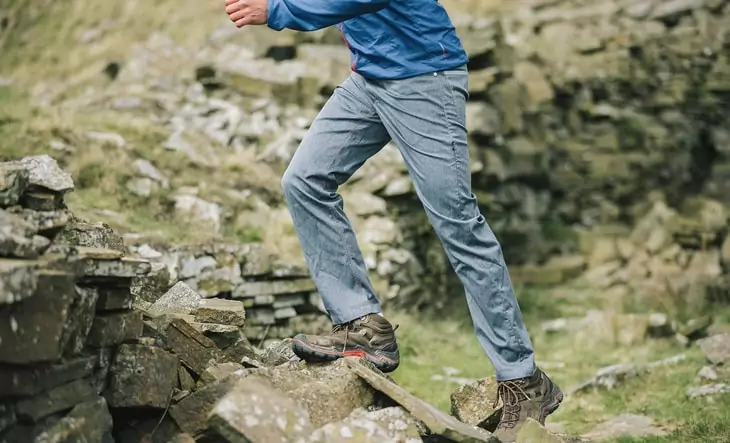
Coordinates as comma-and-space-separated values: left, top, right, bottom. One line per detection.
267, 0, 469, 80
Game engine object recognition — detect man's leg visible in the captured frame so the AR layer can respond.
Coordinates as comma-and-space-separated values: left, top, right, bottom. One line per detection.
282, 73, 400, 372
369, 68, 562, 440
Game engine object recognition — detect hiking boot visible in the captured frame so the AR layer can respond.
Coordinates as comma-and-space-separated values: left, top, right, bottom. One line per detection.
291, 314, 400, 372
492, 367, 563, 443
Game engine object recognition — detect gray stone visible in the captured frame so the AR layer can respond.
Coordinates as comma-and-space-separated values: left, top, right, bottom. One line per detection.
96, 286, 134, 311
516, 418, 567, 443
194, 298, 246, 326
697, 333, 730, 365
169, 375, 239, 435
697, 365, 719, 381
147, 281, 202, 317
0, 259, 39, 305
582, 414, 668, 440
34, 396, 114, 443
209, 376, 313, 443
344, 358, 498, 442
0, 166, 29, 207
686, 383, 730, 399
62, 285, 99, 356
0, 209, 50, 259
15, 378, 97, 422
200, 362, 246, 386
0, 271, 78, 364
105, 344, 180, 408
86, 311, 143, 348
450, 377, 500, 429
5, 155, 74, 193
55, 219, 124, 251
232, 278, 317, 298
163, 318, 231, 376
0, 355, 97, 397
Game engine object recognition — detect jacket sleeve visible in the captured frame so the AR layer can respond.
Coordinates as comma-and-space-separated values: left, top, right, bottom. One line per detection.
267, 0, 390, 31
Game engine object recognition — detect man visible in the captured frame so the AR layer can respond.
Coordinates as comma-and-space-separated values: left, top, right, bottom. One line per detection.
224, 0, 563, 440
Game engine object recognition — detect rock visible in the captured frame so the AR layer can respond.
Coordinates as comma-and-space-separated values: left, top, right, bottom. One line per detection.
697, 333, 730, 365
133, 158, 169, 187
33, 396, 114, 443
209, 376, 314, 443
4, 155, 74, 193
0, 209, 50, 259
162, 318, 231, 376
686, 383, 730, 399
232, 278, 317, 298
173, 194, 222, 232
450, 377, 500, 428
572, 363, 642, 393
516, 418, 566, 442
55, 218, 124, 251
62, 285, 100, 356
200, 362, 246, 386
14, 209, 70, 235
343, 358, 498, 442
131, 262, 172, 303
697, 366, 719, 381
0, 166, 29, 207
194, 298, 246, 327
242, 359, 376, 428
96, 285, 135, 311
105, 344, 180, 408
0, 259, 39, 305
86, 310, 144, 348
81, 255, 151, 279
15, 378, 97, 422
0, 355, 97, 397
258, 338, 300, 366
582, 414, 668, 441
169, 375, 240, 435
147, 281, 203, 317
0, 270, 79, 364
310, 407, 423, 443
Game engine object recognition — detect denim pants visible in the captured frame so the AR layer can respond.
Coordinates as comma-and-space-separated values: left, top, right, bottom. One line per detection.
281, 66, 536, 381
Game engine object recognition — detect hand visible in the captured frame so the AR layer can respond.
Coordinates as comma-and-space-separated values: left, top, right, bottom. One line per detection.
225, 0, 268, 27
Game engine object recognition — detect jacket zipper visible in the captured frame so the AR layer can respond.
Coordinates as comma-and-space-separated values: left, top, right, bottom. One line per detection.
339, 23, 357, 73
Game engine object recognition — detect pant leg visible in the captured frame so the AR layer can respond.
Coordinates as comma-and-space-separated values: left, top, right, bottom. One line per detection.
368, 67, 536, 381
281, 73, 391, 325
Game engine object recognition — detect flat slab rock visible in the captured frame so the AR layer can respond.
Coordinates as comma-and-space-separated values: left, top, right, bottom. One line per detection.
310, 406, 424, 443
33, 396, 113, 443
209, 376, 313, 443
343, 358, 498, 442
582, 414, 668, 441
3, 155, 74, 193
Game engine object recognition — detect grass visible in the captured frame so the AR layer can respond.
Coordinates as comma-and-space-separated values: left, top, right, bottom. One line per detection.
385, 285, 730, 442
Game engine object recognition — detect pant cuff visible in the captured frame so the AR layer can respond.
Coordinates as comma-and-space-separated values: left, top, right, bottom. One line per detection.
327, 301, 382, 325
494, 359, 536, 382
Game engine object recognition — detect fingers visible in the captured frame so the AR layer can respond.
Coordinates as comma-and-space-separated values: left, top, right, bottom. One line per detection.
228, 7, 250, 21
225, 0, 242, 14
234, 15, 254, 27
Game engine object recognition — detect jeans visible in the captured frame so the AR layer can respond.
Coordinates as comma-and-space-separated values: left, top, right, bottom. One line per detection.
281, 66, 536, 381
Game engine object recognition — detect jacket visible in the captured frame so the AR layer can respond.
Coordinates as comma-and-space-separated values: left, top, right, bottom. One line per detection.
266, 0, 469, 80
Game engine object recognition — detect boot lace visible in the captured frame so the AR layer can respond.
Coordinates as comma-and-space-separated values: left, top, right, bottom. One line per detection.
493, 380, 530, 429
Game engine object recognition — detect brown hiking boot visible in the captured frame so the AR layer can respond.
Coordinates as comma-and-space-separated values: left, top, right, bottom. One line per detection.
291, 314, 400, 372
492, 367, 563, 442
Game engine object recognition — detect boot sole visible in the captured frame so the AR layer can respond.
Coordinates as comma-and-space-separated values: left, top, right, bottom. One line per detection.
291, 335, 400, 373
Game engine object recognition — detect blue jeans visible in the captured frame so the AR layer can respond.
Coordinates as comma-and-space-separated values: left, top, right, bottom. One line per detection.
281, 66, 536, 381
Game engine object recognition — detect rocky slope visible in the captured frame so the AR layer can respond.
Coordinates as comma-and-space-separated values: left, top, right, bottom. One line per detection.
0, 155, 578, 443
3, 0, 729, 313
